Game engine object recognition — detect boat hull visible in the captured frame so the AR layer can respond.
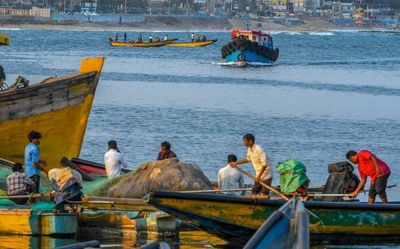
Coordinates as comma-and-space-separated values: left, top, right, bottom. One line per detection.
0, 209, 77, 235
148, 192, 400, 241
71, 157, 131, 175
110, 39, 177, 47
167, 39, 217, 47
226, 49, 274, 64
0, 57, 104, 172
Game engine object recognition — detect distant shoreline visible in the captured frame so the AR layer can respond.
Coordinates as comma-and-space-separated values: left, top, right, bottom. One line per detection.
0, 17, 382, 32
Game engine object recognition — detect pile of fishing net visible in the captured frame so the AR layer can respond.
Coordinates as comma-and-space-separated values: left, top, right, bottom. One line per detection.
90, 158, 213, 198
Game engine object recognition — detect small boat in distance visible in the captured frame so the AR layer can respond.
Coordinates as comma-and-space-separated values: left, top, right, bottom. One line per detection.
244, 199, 309, 249
109, 38, 177, 47
167, 39, 217, 47
221, 30, 279, 65
0, 33, 9, 46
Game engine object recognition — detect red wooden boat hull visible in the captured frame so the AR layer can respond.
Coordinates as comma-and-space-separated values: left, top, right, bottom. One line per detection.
71, 158, 131, 176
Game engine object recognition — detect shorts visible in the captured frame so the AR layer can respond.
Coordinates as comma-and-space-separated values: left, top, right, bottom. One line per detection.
252, 178, 272, 196
369, 173, 390, 199
29, 175, 40, 193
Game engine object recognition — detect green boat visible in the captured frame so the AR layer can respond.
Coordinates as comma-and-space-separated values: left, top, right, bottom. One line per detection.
147, 191, 400, 243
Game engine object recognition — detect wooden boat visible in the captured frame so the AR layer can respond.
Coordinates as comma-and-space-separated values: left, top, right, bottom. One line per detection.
147, 191, 400, 242
110, 39, 177, 47
0, 208, 77, 235
167, 39, 217, 47
0, 33, 9, 46
71, 157, 131, 176
243, 199, 309, 249
0, 57, 104, 172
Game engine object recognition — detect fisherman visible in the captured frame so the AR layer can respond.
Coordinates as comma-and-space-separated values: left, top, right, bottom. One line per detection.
149, 34, 153, 42
164, 34, 169, 41
191, 33, 195, 42
218, 154, 245, 196
229, 133, 273, 197
104, 140, 128, 178
123, 32, 127, 42
24, 131, 45, 193
137, 33, 143, 43
115, 33, 119, 42
347, 150, 391, 203
202, 35, 207, 41
155, 37, 160, 42
6, 163, 36, 205
157, 141, 177, 160
48, 167, 83, 212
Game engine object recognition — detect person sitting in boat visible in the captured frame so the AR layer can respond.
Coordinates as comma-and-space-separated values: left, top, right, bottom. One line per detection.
196, 34, 201, 42
104, 140, 129, 178
164, 34, 169, 41
6, 163, 36, 205
218, 154, 245, 196
202, 35, 207, 42
155, 37, 160, 42
347, 150, 391, 204
48, 167, 83, 212
157, 141, 177, 161
137, 33, 143, 43
229, 133, 273, 198
149, 34, 153, 43
191, 33, 195, 42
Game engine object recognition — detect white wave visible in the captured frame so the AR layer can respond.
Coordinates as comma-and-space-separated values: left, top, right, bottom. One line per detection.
308, 32, 335, 36
0, 28, 21, 31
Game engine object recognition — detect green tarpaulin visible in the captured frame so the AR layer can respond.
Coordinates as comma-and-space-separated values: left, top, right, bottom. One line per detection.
277, 159, 309, 194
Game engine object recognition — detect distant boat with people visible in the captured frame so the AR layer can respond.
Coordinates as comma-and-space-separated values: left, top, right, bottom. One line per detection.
167, 39, 217, 47
221, 30, 279, 65
0, 33, 9, 46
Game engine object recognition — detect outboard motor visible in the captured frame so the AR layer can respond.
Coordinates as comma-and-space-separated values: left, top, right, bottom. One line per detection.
321, 161, 360, 202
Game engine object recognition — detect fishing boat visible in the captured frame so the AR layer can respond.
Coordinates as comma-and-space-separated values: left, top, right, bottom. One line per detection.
243, 199, 309, 249
0, 57, 104, 172
0, 208, 77, 235
147, 191, 400, 242
221, 30, 279, 65
109, 39, 177, 48
71, 157, 131, 176
167, 39, 217, 47
0, 33, 9, 46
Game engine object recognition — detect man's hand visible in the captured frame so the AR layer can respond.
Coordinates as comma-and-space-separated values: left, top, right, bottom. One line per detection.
350, 191, 358, 198
256, 175, 261, 182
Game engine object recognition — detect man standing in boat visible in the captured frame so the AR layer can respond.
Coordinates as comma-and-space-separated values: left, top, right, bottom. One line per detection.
229, 133, 273, 197
104, 140, 128, 178
24, 131, 45, 193
347, 150, 391, 203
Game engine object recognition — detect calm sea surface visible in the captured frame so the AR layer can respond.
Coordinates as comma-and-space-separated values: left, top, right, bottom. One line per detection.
1, 28, 399, 248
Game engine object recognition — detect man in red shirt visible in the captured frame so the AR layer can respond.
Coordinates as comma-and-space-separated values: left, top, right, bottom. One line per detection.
346, 150, 391, 204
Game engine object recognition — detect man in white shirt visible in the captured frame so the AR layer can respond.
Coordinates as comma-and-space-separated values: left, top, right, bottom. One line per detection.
218, 154, 244, 196
229, 133, 272, 197
104, 140, 128, 179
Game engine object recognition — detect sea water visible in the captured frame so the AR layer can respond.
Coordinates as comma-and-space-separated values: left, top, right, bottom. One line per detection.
0, 29, 399, 248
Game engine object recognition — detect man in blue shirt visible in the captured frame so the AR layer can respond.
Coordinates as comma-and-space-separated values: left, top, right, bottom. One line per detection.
24, 131, 44, 193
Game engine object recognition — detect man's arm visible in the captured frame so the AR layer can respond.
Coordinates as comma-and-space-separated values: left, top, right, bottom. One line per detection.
120, 154, 128, 168
371, 155, 382, 175
351, 178, 367, 197
217, 171, 222, 188
256, 166, 267, 182
229, 159, 250, 167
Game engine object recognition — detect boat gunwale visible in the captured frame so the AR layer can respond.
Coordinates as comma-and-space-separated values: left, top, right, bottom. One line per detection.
0, 71, 97, 100
167, 39, 218, 46
110, 39, 178, 47
149, 191, 400, 211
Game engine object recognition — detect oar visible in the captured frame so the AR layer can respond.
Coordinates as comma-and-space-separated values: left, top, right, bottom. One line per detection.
179, 188, 252, 194
0, 193, 52, 199
233, 166, 289, 201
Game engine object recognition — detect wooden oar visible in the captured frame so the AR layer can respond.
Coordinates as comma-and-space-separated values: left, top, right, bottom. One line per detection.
0, 193, 52, 199
233, 166, 289, 201
180, 188, 252, 194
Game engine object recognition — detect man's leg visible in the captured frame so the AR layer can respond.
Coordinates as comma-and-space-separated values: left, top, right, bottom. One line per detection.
251, 181, 262, 196
261, 178, 272, 197
376, 174, 390, 204
368, 184, 377, 204
30, 175, 40, 193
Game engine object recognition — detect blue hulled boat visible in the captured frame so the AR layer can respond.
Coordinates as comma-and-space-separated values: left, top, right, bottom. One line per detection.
221, 30, 279, 65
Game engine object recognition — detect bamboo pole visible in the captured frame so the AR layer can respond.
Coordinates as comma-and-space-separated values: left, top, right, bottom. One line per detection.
179, 188, 252, 193
233, 166, 289, 201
